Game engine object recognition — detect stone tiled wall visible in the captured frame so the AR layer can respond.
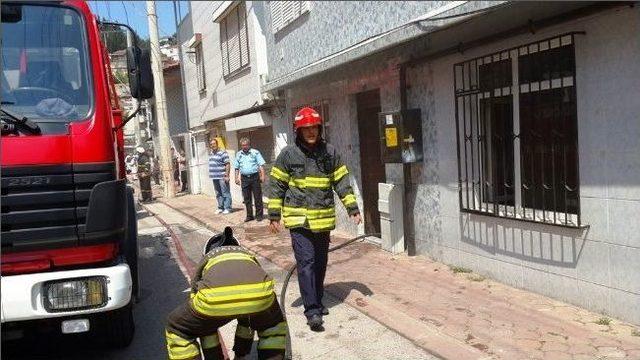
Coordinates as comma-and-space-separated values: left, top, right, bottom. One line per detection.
272, 6, 640, 324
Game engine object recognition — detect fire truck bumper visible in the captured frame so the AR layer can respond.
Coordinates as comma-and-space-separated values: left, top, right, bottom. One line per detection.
1, 263, 132, 323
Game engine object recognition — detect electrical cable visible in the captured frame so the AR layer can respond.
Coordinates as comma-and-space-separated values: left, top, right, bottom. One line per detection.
279, 233, 381, 360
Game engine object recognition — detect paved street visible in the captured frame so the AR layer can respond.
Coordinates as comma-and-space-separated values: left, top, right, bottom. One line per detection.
3, 204, 435, 360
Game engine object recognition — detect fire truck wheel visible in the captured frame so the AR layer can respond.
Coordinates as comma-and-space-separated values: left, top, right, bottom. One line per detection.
105, 302, 135, 348
126, 187, 140, 301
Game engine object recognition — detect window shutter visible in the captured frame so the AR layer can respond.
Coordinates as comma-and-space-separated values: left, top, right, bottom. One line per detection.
281, 2, 296, 26
226, 5, 241, 74
238, 3, 249, 67
270, 1, 284, 34
221, 21, 229, 76
270, 1, 310, 34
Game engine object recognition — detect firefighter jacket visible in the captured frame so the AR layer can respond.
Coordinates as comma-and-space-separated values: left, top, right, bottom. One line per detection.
268, 139, 359, 232
190, 246, 276, 317
137, 154, 151, 177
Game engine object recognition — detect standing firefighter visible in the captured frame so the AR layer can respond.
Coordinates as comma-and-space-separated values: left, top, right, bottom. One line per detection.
136, 146, 153, 202
268, 107, 361, 331
165, 227, 288, 360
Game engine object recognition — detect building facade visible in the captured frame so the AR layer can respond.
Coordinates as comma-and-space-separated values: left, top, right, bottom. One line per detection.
261, 2, 640, 324
177, 1, 284, 200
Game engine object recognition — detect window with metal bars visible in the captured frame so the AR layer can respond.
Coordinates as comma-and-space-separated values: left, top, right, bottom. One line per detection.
454, 33, 583, 227
195, 43, 206, 92
220, 2, 250, 79
291, 101, 330, 142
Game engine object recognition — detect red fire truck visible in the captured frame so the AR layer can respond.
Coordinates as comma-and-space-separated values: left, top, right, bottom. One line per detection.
1, 1, 153, 347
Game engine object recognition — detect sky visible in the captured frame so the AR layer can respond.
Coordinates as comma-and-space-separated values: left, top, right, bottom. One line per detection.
88, 1, 190, 39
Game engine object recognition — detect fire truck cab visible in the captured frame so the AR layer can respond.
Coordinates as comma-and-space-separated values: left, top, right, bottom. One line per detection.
1, 1, 153, 348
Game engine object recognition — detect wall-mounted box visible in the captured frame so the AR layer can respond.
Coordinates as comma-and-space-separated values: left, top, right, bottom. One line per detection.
378, 109, 423, 163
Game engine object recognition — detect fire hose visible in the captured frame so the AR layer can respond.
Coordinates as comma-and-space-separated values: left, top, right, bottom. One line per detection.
278, 233, 380, 360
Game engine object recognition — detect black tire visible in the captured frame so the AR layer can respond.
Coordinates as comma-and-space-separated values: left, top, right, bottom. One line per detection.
125, 187, 140, 301
104, 303, 135, 348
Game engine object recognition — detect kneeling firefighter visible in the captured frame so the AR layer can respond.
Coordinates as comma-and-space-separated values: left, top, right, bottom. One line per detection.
165, 227, 288, 360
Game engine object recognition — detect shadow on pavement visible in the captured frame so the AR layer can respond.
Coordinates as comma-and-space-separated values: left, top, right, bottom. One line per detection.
289, 281, 374, 310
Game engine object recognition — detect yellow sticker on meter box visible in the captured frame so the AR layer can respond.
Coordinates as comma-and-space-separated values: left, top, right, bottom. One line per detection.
385, 127, 398, 147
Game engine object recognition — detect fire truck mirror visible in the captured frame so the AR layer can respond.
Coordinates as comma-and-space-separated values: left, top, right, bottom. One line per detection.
126, 47, 154, 100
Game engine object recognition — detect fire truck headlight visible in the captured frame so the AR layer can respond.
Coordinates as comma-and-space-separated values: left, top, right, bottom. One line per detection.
44, 277, 107, 312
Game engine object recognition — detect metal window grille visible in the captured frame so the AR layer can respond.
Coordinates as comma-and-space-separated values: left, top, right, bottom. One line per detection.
220, 2, 250, 79
453, 33, 583, 227
291, 101, 330, 142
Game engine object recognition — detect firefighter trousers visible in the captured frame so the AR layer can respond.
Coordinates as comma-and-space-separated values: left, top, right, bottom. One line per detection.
291, 228, 330, 318
166, 297, 287, 360
139, 175, 152, 201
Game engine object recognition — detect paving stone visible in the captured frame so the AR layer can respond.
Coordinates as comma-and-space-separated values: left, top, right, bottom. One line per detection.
542, 351, 573, 360
595, 346, 627, 358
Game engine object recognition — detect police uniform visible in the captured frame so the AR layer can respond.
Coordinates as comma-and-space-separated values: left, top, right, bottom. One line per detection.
165, 230, 287, 360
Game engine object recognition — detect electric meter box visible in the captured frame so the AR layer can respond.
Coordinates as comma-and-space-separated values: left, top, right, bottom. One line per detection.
378, 109, 423, 163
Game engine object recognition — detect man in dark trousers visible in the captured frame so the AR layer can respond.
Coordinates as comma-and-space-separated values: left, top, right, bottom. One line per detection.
136, 146, 153, 202
268, 107, 361, 331
165, 227, 287, 360
234, 138, 266, 222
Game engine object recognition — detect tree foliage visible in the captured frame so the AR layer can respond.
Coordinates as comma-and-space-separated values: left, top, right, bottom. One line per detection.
98, 17, 150, 53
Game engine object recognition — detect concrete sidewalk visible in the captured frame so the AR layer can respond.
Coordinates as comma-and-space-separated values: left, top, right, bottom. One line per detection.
147, 187, 640, 359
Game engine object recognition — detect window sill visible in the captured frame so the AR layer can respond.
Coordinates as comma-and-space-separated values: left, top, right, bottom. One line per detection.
461, 206, 589, 229
223, 65, 251, 82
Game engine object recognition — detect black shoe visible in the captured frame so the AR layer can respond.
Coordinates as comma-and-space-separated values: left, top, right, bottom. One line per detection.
321, 307, 329, 316
307, 314, 323, 331
256, 215, 264, 222
244, 216, 255, 222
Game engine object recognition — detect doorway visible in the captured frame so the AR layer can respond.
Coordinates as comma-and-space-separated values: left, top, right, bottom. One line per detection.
356, 89, 383, 235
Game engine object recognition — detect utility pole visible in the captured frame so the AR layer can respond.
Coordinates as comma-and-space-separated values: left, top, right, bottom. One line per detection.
126, 31, 143, 148
147, 0, 175, 198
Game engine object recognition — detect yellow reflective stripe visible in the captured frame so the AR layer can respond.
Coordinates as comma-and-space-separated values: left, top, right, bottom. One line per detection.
257, 335, 286, 350
192, 293, 275, 317
203, 252, 257, 272
341, 193, 357, 206
235, 325, 254, 340
166, 331, 200, 360
197, 280, 275, 300
258, 321, 288, 337
288, 176, 331, 189
270, 166, 290, 182
201, 334, 220, 349
332, 165, 349, 182
282, 207, 334, 219
283, 216, 305, 227
267, 198, 283, 209
306, 208, 335, 219
282, 206, 306, 217
308, 218, 336, 231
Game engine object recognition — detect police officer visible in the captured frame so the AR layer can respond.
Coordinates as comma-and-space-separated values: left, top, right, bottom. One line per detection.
136, 146, 153, 202
165, 227, 288, 360
268, 107, 361, 331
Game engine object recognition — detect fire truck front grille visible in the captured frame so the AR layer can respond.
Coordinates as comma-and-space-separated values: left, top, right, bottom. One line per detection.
1, 163, 115, 252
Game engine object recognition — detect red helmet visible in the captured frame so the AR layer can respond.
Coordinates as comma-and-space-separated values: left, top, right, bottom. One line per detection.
294, 107, 322, 131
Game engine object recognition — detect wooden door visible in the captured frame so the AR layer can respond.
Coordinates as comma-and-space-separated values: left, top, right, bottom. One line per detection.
356, 90, 383, 235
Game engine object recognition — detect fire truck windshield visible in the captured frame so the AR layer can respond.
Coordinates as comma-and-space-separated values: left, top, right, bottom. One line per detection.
1, 4, 93, 122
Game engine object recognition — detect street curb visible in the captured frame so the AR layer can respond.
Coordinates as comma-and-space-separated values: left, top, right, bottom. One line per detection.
154, 197, 487, 360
